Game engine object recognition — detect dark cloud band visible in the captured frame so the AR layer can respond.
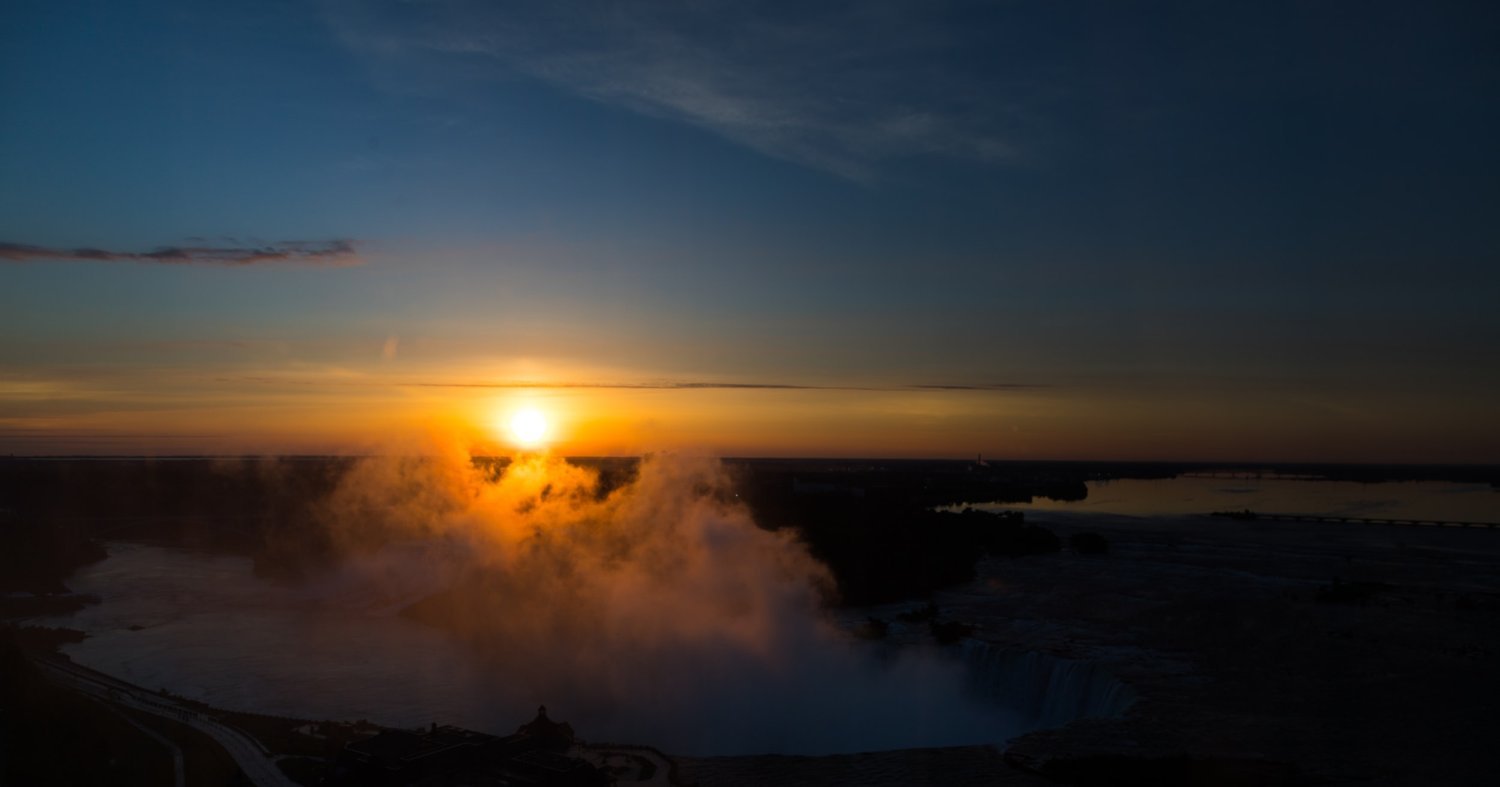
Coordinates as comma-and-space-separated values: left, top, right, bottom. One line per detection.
0, 239, 360, 266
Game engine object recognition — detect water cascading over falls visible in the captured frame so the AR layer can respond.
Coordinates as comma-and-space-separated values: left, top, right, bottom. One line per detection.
960, 640, 1136, 732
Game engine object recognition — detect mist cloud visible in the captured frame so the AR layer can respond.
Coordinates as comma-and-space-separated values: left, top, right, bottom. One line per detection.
0, 239, 360, 266
309, 445, 1019, 753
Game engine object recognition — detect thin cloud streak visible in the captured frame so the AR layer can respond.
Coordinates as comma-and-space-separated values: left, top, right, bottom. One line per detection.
0, 240, 361, 266
213, 376, 1051, 393
326, 0, 1022, 181
909, 384, 1050, 391
412, 381, 833, 391
407, 380, 1050, 392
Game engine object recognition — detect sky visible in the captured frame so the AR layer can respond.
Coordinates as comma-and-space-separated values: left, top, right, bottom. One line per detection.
2, 0, 1498, 461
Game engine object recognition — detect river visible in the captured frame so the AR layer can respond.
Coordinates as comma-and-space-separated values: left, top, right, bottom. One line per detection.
970, 477, 1500, 522
48, 475, 1482, 754
43, 542, 1071, 755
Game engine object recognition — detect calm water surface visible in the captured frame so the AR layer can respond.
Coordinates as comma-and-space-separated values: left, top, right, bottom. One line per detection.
979, 478, 1500, 522
49, 543, 502, 728
47, 542, 1031, 755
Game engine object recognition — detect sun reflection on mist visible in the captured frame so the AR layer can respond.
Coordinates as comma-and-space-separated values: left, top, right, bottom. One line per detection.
309, 445, 1023, 754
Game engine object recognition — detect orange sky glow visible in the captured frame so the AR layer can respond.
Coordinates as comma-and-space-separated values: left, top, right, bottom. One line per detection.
3, 354, 1495, 462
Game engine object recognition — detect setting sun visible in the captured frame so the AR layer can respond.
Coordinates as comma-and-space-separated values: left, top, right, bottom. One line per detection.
507, 407, 550, 449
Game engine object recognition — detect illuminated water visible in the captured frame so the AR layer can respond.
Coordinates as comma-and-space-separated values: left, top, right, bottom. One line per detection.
46, 542, 1125, 754
45, 477, 1490, 754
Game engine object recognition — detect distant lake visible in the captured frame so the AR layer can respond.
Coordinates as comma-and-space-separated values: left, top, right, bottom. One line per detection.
967, 477, 1500, 523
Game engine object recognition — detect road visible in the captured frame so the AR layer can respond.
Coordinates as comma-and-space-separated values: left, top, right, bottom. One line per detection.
100, 700, 186, 787
33, 657, 297, 787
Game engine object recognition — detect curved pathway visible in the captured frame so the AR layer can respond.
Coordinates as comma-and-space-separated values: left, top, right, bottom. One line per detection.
33, 657, 296, 787
99, 700, 185, 787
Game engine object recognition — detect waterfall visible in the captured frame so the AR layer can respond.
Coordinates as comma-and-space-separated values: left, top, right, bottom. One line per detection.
961, 640, 1135, 730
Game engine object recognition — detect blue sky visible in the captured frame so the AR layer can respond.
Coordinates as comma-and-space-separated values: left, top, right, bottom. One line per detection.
2, 0, 1498, 459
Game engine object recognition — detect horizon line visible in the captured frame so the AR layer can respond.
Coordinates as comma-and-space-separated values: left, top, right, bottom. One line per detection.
1, 454, 1496, 469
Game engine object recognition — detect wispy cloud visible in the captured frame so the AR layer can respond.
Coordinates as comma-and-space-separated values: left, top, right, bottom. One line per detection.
0, 239, 360, 266
908, 383, 1049, 391
407, 379, 1050, 392
213, 374, 1050, 392
411, 380, 829, 391
325, 0, 1024, 181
